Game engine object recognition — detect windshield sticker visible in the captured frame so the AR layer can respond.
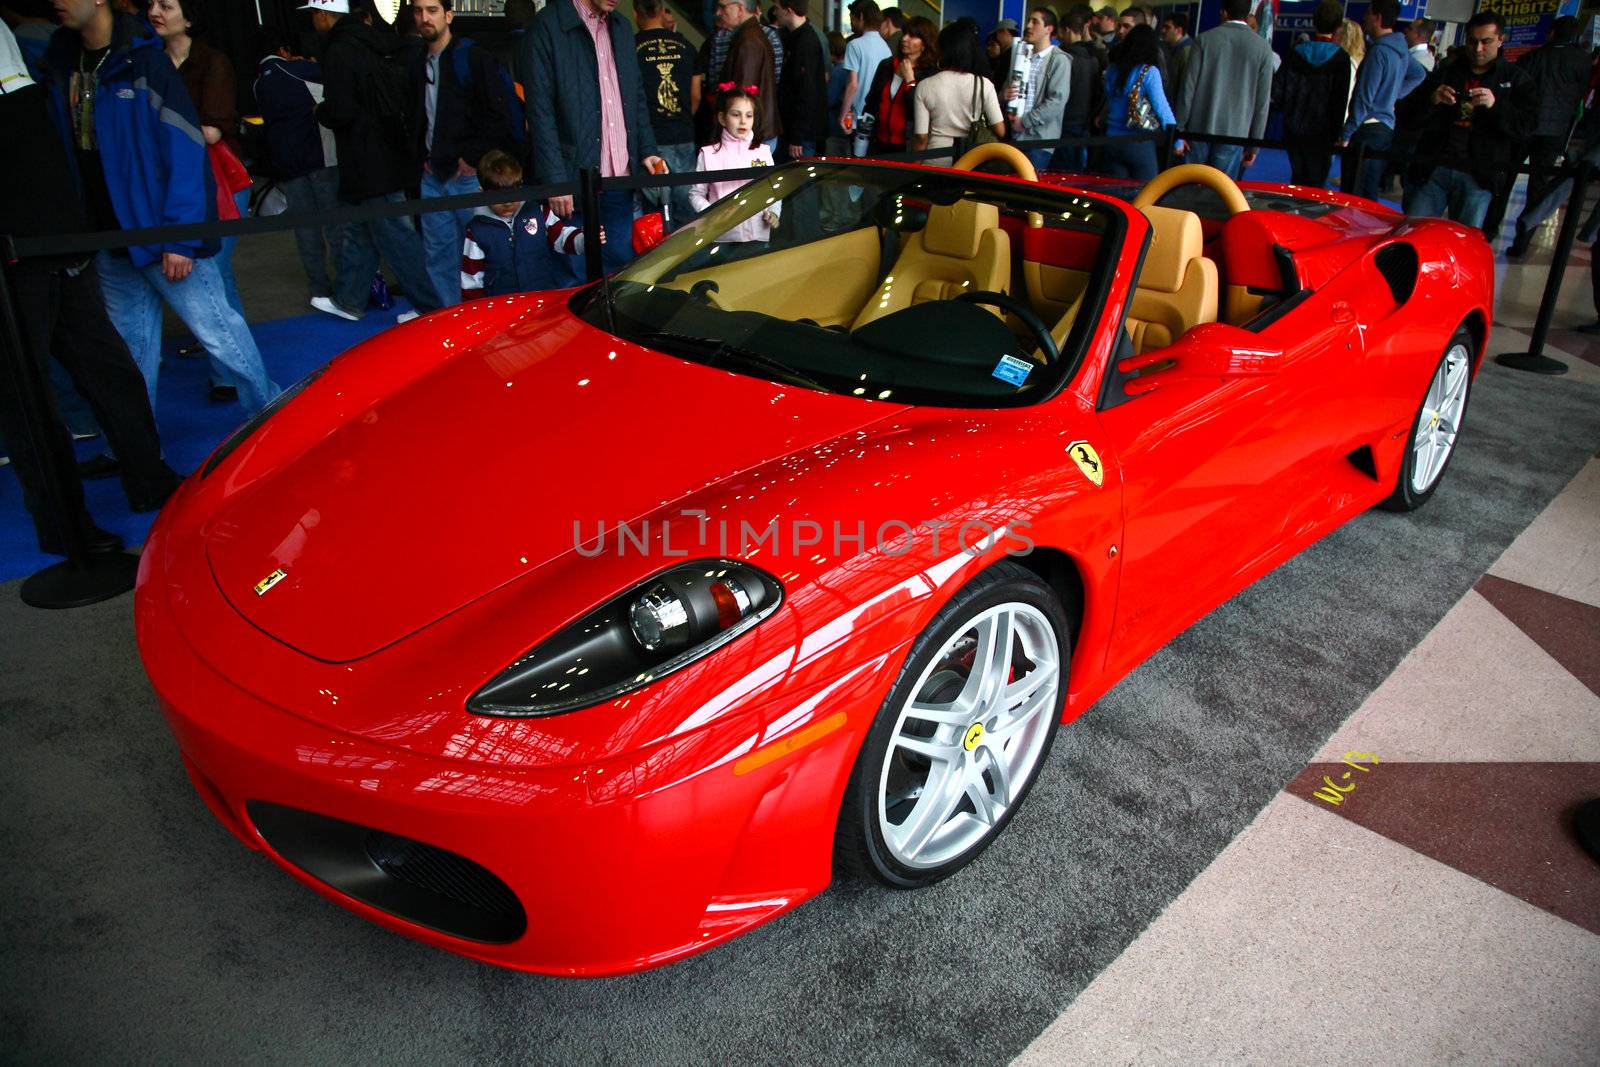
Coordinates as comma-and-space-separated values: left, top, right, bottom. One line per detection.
992, 354, 1033, 387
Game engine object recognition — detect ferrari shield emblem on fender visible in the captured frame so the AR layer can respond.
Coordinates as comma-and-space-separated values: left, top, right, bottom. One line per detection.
254, 568, 287, 596
1067, 441, 1104, 487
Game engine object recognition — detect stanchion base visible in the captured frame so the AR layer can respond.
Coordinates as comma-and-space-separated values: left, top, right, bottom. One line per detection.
19, 552, 140, 609
1495, 352, 1570, 375
1576, 799, 1600, 866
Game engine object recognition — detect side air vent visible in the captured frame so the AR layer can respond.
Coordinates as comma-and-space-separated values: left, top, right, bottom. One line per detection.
1373, 243, 1419, 304
1346, 445, 1379, 481
247, 801, 527, 944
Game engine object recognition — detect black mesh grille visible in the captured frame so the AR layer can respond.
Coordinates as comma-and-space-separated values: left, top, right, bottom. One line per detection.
245, 801, 527, 944
365, 830, 523, 920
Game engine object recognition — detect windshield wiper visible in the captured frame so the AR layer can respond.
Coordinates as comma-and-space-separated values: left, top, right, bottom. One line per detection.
633, 330, 829, 393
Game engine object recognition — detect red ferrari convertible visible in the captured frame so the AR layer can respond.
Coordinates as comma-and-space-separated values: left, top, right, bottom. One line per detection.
136, 149, 1494, 975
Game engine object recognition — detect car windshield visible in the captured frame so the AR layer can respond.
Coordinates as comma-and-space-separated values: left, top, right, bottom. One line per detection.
575, 162, 1122, 409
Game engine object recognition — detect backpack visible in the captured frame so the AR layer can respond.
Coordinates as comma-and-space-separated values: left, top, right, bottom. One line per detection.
451, 38, 529, 149
366, 45, 417, 151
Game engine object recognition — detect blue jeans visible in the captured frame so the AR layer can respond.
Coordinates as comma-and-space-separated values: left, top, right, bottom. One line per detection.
420, 168, 480, 307
210, 186, 253, 389
332, 191, 442, 318
1342, 122, 1392, 202
282, 166, 345, 299
1023, 146, 1054, 172
1048, 124, 1090, 173
1187, 140, 1244, 180
1100, 137, 1159, 182
552, 189, 639, 286
96, 251, 280, 415
1404, 166, 1493, 228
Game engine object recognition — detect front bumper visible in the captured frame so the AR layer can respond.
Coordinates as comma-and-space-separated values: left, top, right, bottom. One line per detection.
136, 519, 891, 977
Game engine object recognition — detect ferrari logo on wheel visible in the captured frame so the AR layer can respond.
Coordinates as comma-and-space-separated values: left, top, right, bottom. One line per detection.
963, 722, 985, 752
1067, 441, 1104, 487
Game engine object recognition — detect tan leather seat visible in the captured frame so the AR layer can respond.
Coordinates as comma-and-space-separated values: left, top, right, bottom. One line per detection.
1126, 205, 1218, 354
852, 199, 1010, 330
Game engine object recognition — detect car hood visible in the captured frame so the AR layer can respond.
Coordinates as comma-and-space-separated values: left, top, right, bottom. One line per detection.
205, 304, 904, 662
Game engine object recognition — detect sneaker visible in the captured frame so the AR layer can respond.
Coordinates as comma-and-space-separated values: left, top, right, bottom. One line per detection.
310, 296, 360, 322
1506, 230, 1532, 259
396, 310, 420, 324
1574, 319, 1600, 335
69, 429, 99, 442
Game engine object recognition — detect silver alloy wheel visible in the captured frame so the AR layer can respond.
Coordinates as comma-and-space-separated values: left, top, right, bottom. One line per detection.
1411, 343, 1471, 494
877, 602, 1061, 869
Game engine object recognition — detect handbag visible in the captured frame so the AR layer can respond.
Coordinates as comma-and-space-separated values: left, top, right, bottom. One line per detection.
207, 141, 252, 221
964, 73, 998, 149
1125, 65, 1159, 132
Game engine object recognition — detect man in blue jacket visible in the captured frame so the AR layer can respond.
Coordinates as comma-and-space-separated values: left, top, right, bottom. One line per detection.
254, 30, 343, 304
38, 0, 279, 416
1337, 0, 1425, 202
521, 0, 664, 274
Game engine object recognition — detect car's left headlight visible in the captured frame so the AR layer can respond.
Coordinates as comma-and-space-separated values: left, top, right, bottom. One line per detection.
466, 560, 783, 718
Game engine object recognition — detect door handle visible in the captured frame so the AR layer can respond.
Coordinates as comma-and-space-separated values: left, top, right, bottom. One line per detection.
1331, 301, 1356, 324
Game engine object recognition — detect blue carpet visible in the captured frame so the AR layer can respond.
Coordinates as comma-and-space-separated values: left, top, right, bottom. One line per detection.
0, 303, 409, 584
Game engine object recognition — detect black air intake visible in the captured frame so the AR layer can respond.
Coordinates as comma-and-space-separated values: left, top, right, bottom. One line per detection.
247, 801, 526, 944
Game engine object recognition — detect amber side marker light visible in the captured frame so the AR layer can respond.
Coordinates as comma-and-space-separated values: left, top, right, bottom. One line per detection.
733, 712, 849, 777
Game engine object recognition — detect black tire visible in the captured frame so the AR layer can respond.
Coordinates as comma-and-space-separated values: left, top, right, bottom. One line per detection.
834, 561, 1070, 888
1380, 327, 1475, 513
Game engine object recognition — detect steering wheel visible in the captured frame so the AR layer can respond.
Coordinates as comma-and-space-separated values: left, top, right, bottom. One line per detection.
690, 278, 724, 308
956, 290, 1059, 365
1131, 163, 1251, 216
952, 143, 1038, 182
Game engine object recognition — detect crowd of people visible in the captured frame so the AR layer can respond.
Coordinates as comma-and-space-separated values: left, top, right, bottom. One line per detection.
0, 0, 1594, 563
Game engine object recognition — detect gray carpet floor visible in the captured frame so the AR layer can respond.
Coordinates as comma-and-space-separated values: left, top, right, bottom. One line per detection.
3, 361, 1598, 1065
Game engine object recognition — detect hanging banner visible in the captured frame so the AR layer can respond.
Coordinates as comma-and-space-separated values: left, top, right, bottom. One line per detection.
1501, 0, 1577, 61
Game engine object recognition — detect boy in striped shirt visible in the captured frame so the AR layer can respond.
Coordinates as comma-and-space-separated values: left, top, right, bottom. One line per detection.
460, 150, 602, 297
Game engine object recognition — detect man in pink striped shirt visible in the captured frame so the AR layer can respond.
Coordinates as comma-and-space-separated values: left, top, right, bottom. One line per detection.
523, 0, 664, 274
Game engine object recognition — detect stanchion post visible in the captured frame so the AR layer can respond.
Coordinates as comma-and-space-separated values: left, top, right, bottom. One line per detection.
1496, 161, 1588, 376
579, 168, 604, 284
0, 239, 139, 607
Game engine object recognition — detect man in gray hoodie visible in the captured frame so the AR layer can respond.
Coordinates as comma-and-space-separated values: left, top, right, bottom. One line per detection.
1337, 0, 1425, 202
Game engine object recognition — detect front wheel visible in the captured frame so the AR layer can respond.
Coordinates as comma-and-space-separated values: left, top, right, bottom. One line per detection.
835, 562, 1069, 888
1381, 329, 1474, 512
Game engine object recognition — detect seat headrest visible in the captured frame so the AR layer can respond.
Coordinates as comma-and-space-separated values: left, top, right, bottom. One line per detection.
923, 199, 1000, 260
1138, 205, 1204, 294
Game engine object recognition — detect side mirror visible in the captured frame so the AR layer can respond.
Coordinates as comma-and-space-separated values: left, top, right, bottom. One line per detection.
1119, 323, 1286, 397
632, 211, 666, 255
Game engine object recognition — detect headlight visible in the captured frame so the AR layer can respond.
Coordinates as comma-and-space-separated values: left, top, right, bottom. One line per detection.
200, 365, 327, 478
467, 560, 783, 718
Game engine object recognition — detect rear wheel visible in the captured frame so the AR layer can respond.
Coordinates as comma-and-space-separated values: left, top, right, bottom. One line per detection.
835, 562, 1068, 888
1381, 329, 1473, 512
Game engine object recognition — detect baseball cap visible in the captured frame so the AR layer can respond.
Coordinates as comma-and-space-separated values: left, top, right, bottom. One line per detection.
995, 18, 1019, 31
299, 0, 351, 12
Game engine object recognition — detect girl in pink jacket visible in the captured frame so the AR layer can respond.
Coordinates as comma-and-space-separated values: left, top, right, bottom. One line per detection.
689, 86, 782, 245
